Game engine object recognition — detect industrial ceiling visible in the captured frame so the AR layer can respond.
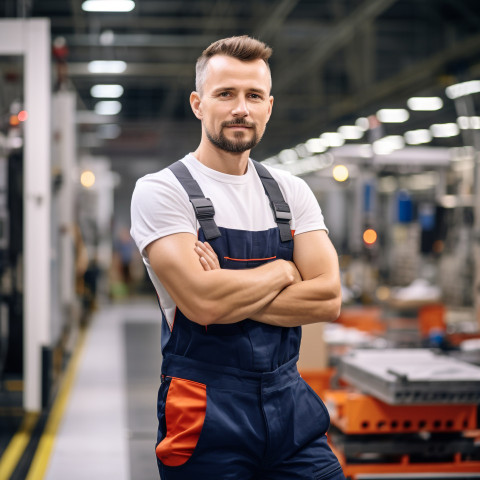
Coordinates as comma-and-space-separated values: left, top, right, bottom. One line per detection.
2, 0, 480, 193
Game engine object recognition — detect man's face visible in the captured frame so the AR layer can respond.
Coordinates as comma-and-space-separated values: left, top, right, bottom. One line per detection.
193, 55, 273, 154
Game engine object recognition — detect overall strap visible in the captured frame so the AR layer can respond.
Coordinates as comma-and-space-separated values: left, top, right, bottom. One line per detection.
252, 160, 293, 242
168, 161, 221, 240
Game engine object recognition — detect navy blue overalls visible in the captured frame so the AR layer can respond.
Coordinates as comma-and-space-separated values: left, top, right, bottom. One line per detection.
155, 160, 345, 480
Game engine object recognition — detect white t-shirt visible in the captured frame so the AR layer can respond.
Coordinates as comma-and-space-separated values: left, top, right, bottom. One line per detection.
130, 154, 327, 328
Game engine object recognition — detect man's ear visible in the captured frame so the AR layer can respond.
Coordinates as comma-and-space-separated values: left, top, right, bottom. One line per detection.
190, 91, 203, 120
266, 95, 274, 123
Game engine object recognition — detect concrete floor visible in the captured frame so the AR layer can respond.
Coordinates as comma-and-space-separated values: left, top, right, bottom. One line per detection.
45, 300, 162, 480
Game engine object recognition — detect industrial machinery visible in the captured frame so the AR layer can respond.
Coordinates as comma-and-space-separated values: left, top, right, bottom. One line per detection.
323, 349, 480, 479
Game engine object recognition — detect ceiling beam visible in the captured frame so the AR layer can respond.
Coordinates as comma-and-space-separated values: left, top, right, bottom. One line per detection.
274, 0, 399, 91
68, 62, 193, 77
279, 30, 480, 143
327, 30, 480, 121
62, 33, 220, 48
50, 15, 252, 30
254, 0, 301, 42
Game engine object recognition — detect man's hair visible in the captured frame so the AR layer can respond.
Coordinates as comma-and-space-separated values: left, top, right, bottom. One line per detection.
195, 35, 272, 95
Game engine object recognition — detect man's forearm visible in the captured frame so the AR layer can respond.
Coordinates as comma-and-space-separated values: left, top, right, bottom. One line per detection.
188, 260, 298, 325
250, 275, 341, 327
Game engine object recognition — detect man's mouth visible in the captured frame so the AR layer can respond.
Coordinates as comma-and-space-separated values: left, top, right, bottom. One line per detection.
223, 121, 254, 129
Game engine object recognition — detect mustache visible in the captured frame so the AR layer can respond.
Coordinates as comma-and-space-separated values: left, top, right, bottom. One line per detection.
222, 119, 255, 128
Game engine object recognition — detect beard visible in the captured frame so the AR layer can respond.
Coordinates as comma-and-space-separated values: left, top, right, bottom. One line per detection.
205, 119, 261, 153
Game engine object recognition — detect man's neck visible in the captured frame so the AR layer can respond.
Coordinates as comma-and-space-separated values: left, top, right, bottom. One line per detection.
193, 141, 250, 176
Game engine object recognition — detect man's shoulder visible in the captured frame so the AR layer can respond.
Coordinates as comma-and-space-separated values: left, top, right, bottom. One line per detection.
135, 158, 187, 188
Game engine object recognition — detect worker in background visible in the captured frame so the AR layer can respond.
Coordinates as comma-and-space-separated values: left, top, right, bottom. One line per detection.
113, 226, 136, 295
130, 35, 345, 480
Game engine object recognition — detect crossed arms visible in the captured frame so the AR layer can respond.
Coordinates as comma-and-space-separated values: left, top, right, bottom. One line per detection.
146, 229, 341, 327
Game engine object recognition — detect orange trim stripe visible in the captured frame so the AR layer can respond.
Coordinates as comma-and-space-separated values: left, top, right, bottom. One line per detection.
223, 256, 276, 262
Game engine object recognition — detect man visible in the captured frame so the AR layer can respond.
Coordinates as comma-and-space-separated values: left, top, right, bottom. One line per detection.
131, 35, 345, 480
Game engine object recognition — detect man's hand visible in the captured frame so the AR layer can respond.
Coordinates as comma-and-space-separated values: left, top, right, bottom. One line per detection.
194, 240, 302, 283
194, 241, 221, 271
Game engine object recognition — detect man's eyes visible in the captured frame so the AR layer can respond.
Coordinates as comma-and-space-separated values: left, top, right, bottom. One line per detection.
217, 92, 263, 99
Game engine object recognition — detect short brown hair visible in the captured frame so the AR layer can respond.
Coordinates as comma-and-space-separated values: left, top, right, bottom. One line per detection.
195, 35, 272, 95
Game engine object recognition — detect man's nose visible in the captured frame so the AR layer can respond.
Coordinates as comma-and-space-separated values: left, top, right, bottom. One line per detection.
232, 97, 249, 117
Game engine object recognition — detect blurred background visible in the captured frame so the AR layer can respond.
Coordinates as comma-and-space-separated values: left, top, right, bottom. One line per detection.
1, 0, 480, 479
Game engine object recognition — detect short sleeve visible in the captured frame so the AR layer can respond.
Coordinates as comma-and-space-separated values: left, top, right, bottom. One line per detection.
130, 169, 197, 258
290, 175, 327, 235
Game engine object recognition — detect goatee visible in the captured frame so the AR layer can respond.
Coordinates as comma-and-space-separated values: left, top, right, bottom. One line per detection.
205, 119, 260, 153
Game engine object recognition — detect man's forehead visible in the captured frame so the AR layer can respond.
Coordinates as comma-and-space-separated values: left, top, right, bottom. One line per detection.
204, 55, 272, 89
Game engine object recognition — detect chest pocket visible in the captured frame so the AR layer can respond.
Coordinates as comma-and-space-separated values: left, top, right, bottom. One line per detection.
222, 256, 276, 270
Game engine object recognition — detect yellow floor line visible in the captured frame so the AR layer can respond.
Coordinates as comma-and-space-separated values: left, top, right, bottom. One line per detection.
0, 412, 40, 480
24, 326, 89, 480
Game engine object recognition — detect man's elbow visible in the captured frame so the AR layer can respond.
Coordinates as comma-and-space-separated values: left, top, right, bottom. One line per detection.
317, 292, 342, 323
329, 295, 342, 322
184, 300, 224, 326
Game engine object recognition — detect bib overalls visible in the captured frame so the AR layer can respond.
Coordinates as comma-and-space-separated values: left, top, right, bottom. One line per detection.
154, 161, 344, 480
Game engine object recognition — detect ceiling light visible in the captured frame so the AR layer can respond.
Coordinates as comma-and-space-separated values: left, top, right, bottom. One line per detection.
91, 84, 124, 98
88, 60, 127, 74
100, 30, 115, 46
404, 129, 432, 145
294, 144, 309, 158
320, 132, 345, 147
407, 96, 443, 111
457, 116, 470, 130
332, 165, 349, 182
355, 117, 370, 131
305, 138, 327, 153
82, 0, 135, 12
457, 116, 480, 130
430, 123, 460, 138
95, 101, 122, 115
278, 149, 298, 164
337, 125, 364, 140
373, 135, 405, 155
80, 170, 96, 188
446, 80, 480, 99
97, 124, 121, 139
376, 109, 409, 123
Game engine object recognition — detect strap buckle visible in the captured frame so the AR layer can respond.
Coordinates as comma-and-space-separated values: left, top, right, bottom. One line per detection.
190, 197, 215, 220
272, 201, 292, 223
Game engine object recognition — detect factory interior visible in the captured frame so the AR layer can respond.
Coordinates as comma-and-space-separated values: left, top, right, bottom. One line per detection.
1, 0, 480, 478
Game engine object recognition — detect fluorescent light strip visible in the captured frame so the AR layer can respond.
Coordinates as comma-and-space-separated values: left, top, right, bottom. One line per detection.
97, 124, 121, 139
337, 125, 364, 140
95, 101, 122, 115
88, 61, 127, 74
91, 84, 124, 98
407, 96, 443, 111
305, 138, 327, 153
82, 0, 135, 12
404, 129, 432, 145
457, 116, 480, 130
373, 135, 404, 155
376, 109, 409, 123
446, 80, 480, 99
430, 123, 460, 138
321, 132, 345, 147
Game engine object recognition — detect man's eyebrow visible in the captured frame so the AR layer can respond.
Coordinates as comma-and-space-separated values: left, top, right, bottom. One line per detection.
211, 86, 268, 95
249, 88, 268, 95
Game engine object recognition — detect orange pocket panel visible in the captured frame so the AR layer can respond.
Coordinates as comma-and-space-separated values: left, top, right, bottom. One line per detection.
156, 377, 207, 467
